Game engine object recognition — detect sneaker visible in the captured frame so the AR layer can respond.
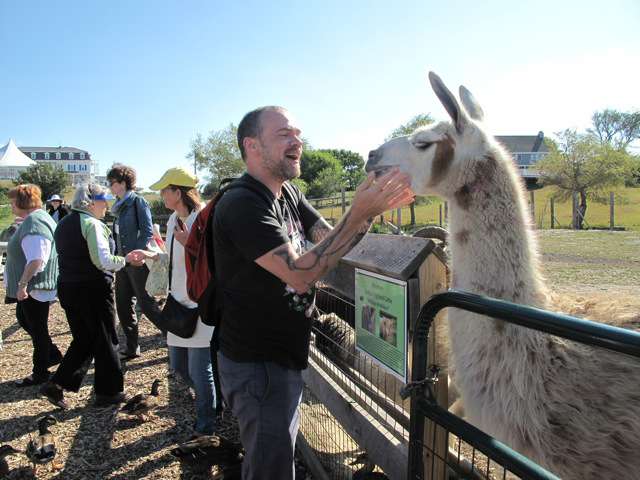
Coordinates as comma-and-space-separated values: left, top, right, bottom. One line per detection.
94, 392, 130, 407
15, 374, 49, 388
40, 381, 69, 409
119, 352, 140, 361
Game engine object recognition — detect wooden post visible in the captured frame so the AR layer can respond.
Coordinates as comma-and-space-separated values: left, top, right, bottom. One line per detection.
439, 204, 443, 227
610, 191, 614, 231
417, 254, 448, 480
550, 198, 555, 230
572, 193, 578, 229
341, 187, 346, 215
396, 208, 402, 235
530, 190, 535, 222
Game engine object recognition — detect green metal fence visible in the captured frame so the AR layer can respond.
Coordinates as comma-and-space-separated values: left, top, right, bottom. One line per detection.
407, 290, 640, 480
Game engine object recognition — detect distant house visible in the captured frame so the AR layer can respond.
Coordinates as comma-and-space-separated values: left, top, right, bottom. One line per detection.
495, 131, 549, 180
17, 145, 98, 186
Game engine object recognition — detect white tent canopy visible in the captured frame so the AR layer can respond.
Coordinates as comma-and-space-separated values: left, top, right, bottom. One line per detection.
0, 138, 36, 180
0, 138, 37, 167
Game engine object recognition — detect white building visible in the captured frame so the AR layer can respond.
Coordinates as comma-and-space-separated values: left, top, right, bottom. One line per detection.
17, 145, 98, 186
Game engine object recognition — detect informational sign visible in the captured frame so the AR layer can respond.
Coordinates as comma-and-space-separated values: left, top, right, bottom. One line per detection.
354, 269, 407, 381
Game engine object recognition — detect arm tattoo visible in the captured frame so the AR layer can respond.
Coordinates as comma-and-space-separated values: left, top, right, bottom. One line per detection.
308, 217, 332, 244
271, 213, 374, 291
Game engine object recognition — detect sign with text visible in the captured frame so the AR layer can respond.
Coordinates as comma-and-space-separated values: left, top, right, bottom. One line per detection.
355, 269, 407, 381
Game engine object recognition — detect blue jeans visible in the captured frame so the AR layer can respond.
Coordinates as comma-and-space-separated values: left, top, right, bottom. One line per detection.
169, 346, 216, 436
218, 352, 303, 480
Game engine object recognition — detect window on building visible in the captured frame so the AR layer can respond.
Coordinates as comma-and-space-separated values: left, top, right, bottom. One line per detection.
69, 152, 74, 160
56, 152, 61, 160
30, 152, 36, 160
80, 153, 86, 160
44, 152, 50, 160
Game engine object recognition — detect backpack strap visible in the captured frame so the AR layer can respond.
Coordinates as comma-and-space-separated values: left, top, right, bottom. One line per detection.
204, 178, 284, 275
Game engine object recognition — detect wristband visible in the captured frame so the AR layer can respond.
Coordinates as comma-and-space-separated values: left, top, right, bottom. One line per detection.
18, 281, 28, 288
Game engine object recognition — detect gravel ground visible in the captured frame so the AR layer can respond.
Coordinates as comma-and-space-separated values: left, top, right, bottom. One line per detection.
0, 285, 313, 479
1, 230, 639, 479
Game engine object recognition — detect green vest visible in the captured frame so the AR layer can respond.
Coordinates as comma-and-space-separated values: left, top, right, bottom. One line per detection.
5, 209, 59, 299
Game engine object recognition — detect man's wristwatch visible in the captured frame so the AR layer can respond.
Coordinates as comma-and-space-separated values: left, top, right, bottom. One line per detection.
18, 281, 28, 288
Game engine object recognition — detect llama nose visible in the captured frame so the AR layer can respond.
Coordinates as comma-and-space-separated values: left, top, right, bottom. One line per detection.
368, 150, 376, 161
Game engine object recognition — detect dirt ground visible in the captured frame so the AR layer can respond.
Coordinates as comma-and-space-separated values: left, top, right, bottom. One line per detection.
0, 285, 312, 479
1, 232, 639, 479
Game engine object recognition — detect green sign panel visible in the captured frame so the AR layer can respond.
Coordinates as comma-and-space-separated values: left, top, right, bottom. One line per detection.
355, 269, 407, 381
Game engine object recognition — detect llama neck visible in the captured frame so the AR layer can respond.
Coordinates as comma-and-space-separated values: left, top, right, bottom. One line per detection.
447, 163, 547, 308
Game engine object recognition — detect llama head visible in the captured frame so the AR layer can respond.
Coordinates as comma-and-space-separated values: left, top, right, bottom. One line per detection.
366, 72, 489, 197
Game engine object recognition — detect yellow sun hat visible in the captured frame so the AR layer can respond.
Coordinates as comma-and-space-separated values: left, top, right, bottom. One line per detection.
149, 167, 197, 190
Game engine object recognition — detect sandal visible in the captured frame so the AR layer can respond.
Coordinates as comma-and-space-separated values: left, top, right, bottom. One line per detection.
14, 375, 48, 387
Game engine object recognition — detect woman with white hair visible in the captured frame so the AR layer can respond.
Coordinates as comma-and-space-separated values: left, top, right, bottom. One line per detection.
40, 184, 130, 409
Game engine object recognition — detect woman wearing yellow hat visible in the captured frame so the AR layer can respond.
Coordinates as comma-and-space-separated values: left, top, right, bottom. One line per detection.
130, 167, 216, 439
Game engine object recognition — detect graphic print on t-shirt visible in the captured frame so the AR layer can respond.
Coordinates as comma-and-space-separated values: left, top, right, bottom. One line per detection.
283, 200, 315, 317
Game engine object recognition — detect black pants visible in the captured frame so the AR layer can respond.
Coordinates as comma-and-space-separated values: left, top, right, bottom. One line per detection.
52, 278, 124, 396
115, 265, 164, 356
16, 296, 62, 378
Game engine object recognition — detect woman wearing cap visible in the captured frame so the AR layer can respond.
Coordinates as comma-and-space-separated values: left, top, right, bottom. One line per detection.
40, 184, 130, 409
46, 194, 69, 224
129, 168, 216, 438
106, 164, 163, 360
5, 184, 62, 387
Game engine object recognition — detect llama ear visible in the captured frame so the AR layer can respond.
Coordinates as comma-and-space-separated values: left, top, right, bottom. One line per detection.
459, 85, 484, 122
429, 71, 468, 134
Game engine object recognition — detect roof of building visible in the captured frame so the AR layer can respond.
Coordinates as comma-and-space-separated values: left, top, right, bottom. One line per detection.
19, 146, 89, 154
495, 131, 549, 153
0, 139, 38, 167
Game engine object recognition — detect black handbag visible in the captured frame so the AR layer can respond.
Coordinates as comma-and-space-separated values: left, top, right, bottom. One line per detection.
158, 235, 199, 338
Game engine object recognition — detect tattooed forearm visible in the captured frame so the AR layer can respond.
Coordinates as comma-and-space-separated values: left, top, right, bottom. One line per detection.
346, 217, 373, 250
308, 217, 332, 244
270, 211, 373, 292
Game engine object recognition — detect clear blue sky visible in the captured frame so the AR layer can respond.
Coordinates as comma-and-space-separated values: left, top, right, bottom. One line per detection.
1, 0, 639, 189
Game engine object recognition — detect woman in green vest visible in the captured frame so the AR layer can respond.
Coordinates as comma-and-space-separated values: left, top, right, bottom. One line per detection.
5, 184, 62, 387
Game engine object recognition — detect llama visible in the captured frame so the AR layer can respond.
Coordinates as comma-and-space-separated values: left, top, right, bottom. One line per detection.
365, 72, 640, 480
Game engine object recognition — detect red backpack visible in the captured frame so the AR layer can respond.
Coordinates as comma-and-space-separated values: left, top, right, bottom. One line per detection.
184, 178, 283, 327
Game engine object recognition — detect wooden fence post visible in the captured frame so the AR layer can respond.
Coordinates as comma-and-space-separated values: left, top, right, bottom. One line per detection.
530, 190, 535, 222
396, 208, 402, 235
610, 191, 614, 231
341, 187, 346, 215
550, 198, 555, 230
439, 204, 443, 227
572, 193, 578, 229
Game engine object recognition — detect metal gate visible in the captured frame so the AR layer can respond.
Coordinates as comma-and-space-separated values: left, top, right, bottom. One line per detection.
408, 290, 640, 480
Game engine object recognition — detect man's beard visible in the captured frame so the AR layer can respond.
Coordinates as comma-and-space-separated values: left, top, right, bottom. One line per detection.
261, 144, 301, 182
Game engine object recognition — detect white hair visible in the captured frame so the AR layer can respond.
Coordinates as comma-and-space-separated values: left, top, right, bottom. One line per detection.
71, 184, 108, 210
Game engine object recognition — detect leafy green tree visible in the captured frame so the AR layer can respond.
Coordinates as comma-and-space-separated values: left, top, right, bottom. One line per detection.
318, 149, 366, 191
15, 163, 71, 203
385, 113, 436, 142
588, 109, 640, 150
188, 123, 245, 193
149, 198, 172, 215
538, 129, 634, 229
385, 113, 436, 224
299, 150, 343, 198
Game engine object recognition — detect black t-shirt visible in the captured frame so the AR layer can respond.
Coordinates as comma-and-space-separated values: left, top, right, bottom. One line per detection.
213, 173, 323, 370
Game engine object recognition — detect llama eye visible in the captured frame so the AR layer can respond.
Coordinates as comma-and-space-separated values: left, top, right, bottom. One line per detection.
414, 142, 433, 150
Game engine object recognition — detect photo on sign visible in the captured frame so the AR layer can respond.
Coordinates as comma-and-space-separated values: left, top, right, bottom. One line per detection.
379, 311, 398, 347
361, 303, 376, 334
